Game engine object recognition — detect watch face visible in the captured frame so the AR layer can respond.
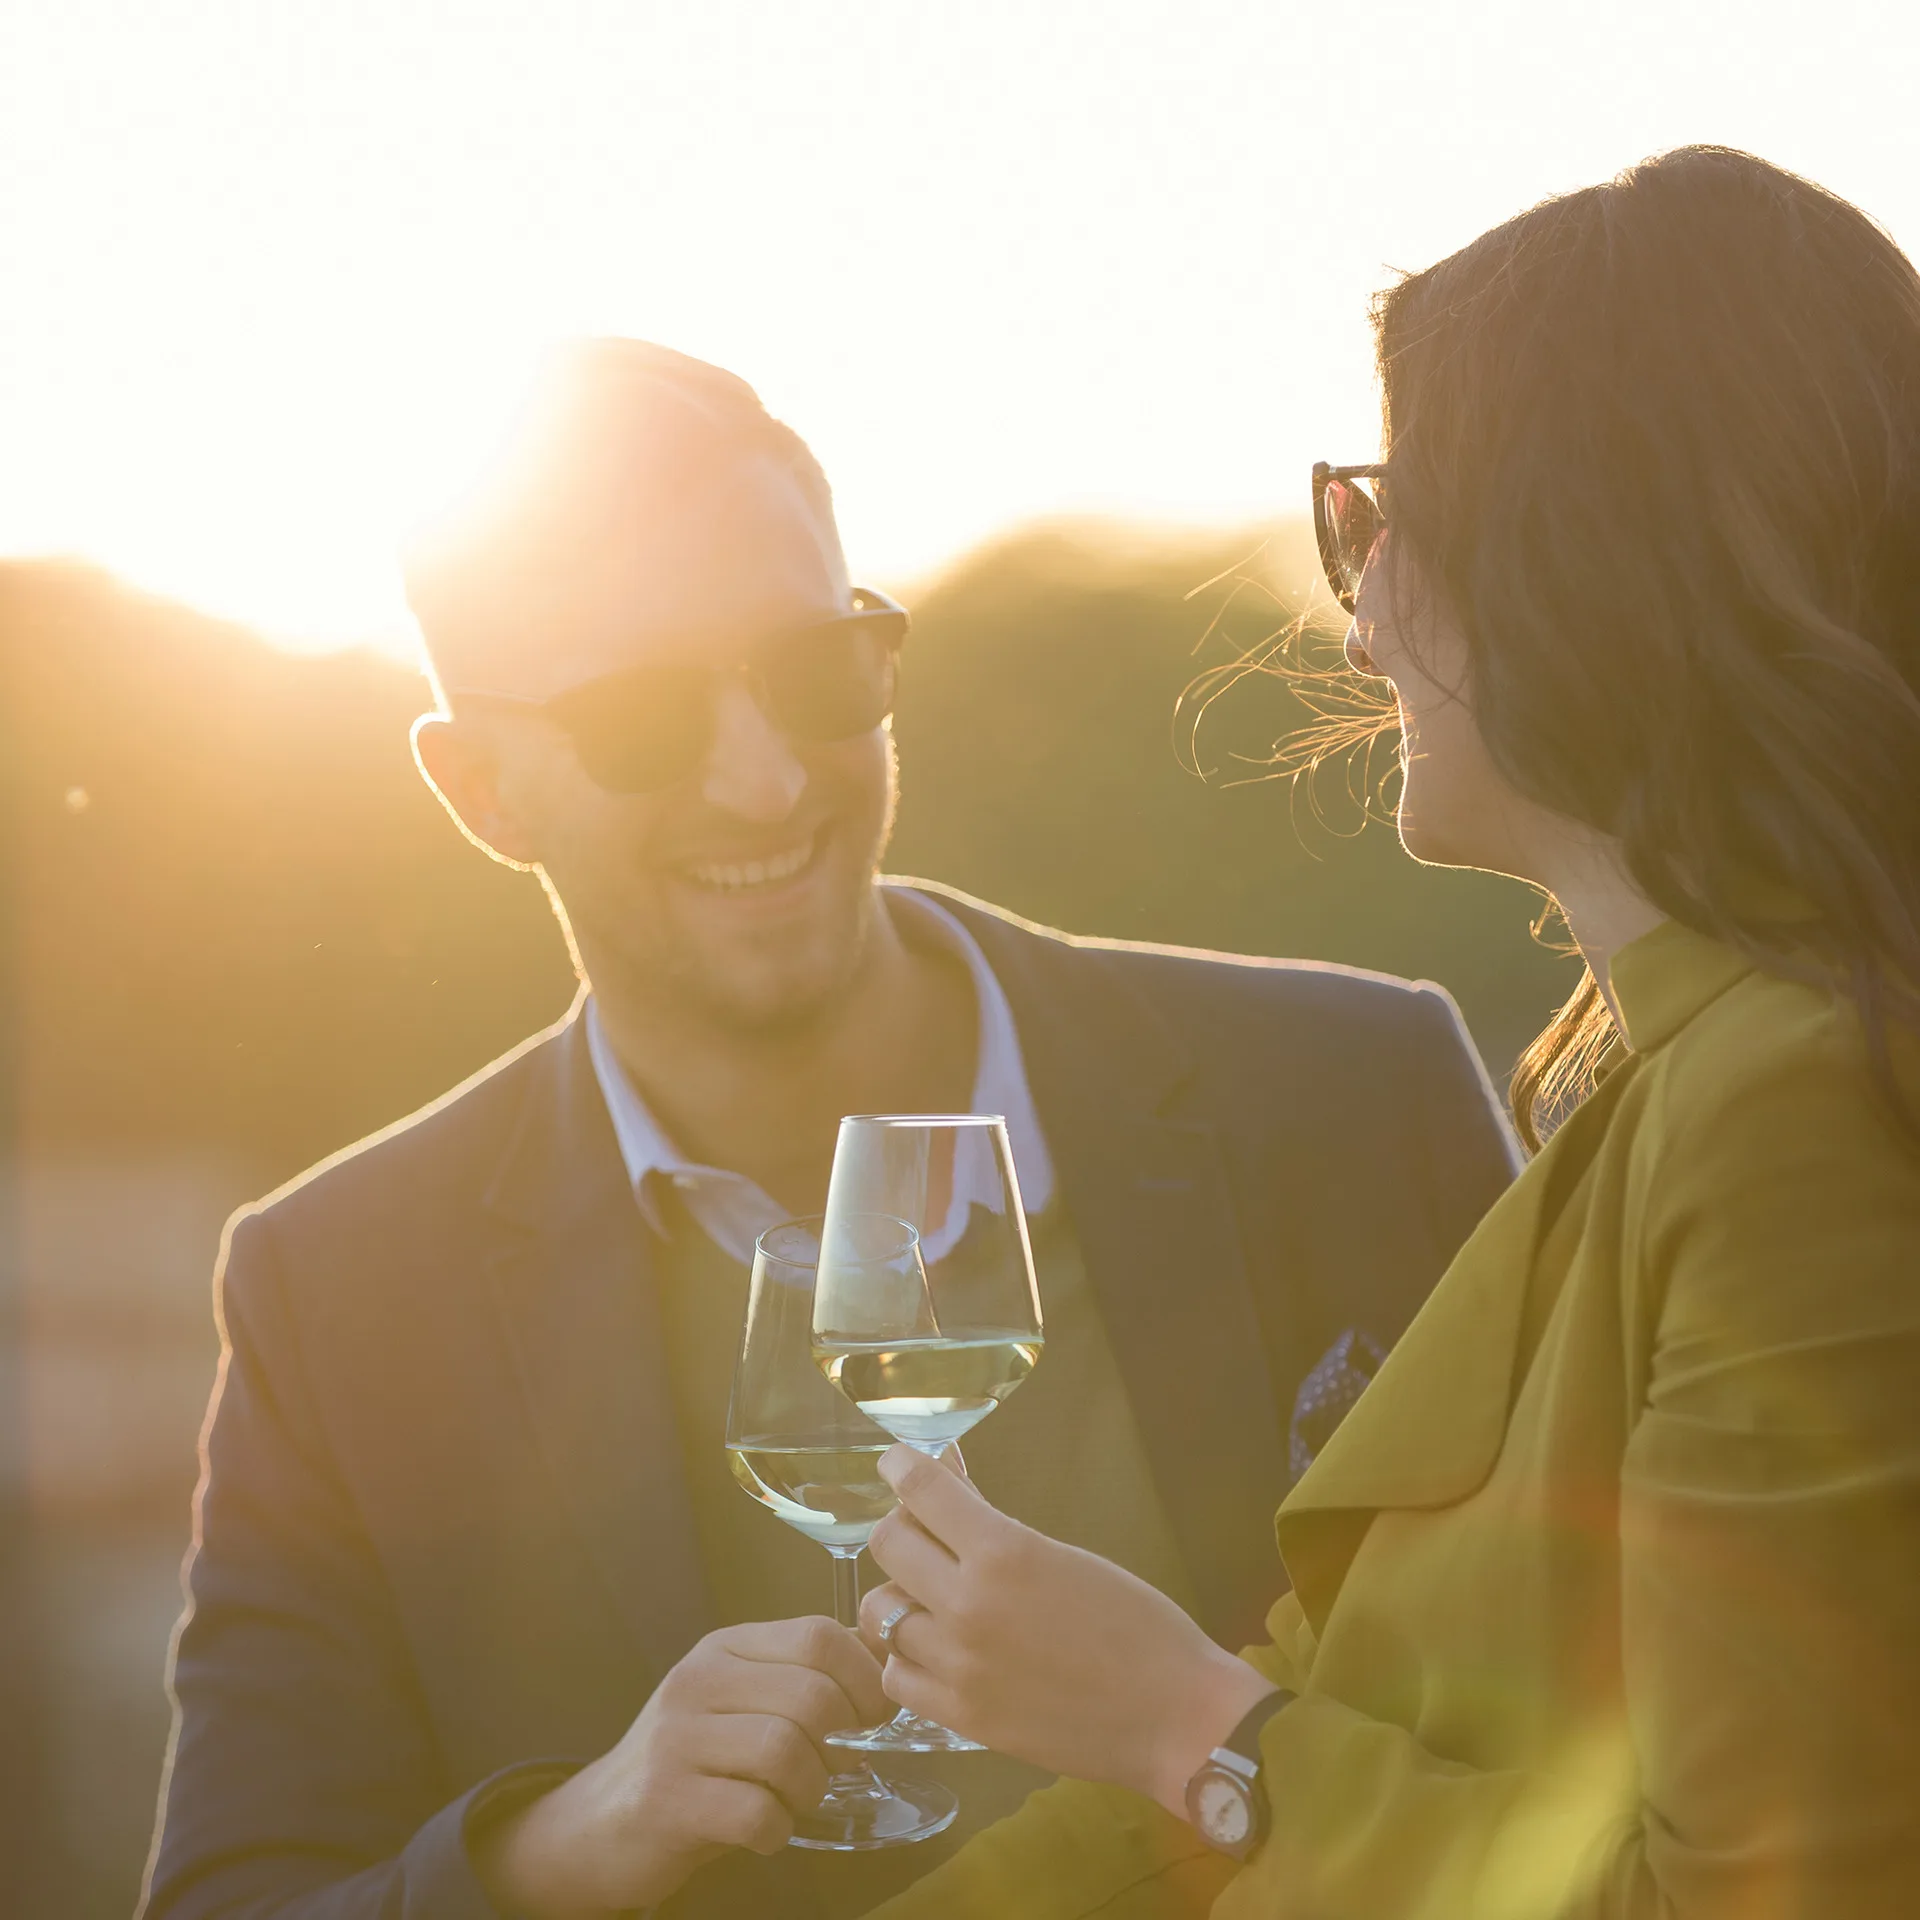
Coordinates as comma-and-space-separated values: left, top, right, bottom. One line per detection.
1193, 1770, 1254, 1849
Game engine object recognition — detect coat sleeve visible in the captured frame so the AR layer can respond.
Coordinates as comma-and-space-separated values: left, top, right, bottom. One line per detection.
142, 1213, 565, 1920
862, 1027, 1920, 1920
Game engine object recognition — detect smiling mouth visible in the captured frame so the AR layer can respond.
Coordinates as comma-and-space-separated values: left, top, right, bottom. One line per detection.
678, 830, 821, 894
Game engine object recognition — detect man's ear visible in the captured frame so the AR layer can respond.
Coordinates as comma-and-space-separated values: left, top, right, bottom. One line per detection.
410, 713, 541, 870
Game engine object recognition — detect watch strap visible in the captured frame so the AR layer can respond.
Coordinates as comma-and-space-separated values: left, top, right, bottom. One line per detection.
1215, 1687, 1293, 1772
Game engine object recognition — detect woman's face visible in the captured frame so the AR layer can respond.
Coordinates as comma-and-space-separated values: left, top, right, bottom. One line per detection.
1347, 540, 1535, 878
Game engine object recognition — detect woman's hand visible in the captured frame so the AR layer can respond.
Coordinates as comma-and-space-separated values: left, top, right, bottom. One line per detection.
860, 1446, 1276, 1817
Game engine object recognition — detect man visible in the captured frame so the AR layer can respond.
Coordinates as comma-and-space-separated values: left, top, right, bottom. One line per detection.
143, 341, 1518, 1919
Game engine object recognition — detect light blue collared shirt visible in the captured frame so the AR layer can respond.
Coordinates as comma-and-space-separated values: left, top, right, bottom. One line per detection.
585, 886, 1055, 1265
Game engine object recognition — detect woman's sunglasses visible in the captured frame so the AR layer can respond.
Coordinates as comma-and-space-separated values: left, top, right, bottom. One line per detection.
1311, 462, 1387, 614
457, 588, 909, 795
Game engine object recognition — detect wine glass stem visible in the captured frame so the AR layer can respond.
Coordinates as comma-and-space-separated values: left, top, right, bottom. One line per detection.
823, 1546, 896, 1777
828, 1545, 862, 1632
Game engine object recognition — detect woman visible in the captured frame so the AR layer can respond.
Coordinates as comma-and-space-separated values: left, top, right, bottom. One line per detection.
856, 147, 1920, 1918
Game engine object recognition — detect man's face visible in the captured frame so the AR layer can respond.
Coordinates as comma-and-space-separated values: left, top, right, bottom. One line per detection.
440, 444, 895, 1034
487, 671, 899, 1031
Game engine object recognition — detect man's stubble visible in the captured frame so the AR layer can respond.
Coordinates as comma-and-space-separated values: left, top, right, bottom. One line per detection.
546, 732, 903, 1044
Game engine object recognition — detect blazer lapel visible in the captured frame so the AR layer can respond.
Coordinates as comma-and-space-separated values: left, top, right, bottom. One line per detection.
484, 1004, 714, 1687
1271, 1166, 1544, 1623
946, 896, 1292, 1647
1275, 1062, 1637, 1628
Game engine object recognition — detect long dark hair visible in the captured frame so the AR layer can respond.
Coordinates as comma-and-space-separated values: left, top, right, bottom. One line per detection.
1338, 147, 1920, 1146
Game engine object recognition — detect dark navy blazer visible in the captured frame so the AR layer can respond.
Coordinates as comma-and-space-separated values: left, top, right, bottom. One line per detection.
143, 883, 1519, 1920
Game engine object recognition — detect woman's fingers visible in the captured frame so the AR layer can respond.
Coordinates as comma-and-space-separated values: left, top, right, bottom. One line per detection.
877, 1648, 964, 1729
857, 1581, 898, 1659
879, 1443, 999, 1553
856, 1582, 976, 1729
858, 1581, 934, 1667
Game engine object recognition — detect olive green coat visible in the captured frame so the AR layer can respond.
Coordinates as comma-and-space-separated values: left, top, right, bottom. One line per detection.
870, 923, 1920, 1919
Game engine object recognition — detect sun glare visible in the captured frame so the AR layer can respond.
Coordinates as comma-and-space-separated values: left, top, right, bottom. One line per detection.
1, 1, 1914, 656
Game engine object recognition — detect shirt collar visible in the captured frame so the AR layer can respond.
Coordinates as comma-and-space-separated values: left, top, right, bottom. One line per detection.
889, 886, 1054, 1216
584, 884, 1055, 1261
1608, 918, 1757, 1055
585, 995, 727, 1242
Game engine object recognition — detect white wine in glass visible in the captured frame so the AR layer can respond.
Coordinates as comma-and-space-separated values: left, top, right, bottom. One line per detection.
816, 1333, 1043, 1453
813, 1115, 1045, 1754
726, 1441, 895, 1551
725, 1219, 956, 1850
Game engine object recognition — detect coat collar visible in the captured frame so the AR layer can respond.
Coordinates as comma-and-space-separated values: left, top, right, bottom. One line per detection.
1274, 922, 1759, 1619
1272, 1046, 1639, 1629
1609, 920, 1756, 1056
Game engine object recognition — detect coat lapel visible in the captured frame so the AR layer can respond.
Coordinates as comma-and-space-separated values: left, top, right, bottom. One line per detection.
942, 893, 1293, 1648
1275, 1061, 1637, 1628
483, 1003, 714, 1687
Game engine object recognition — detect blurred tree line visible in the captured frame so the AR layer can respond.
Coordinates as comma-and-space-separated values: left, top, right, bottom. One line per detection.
3, 526, 1575, 1198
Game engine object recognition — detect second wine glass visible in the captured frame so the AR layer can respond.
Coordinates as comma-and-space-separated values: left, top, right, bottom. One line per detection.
726, 1219, 957, 1847
813, 1114, 1046, 1754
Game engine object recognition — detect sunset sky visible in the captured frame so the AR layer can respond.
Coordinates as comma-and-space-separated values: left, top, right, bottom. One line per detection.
2, 1, 1915, 656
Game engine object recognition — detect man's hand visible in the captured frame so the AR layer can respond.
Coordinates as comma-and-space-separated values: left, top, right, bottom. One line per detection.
473, 1616, 890, 1918
860, 1446, 1275, 1819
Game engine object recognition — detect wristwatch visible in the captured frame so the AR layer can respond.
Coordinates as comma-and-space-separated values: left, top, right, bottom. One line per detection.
1183, 1689, 1293, 1859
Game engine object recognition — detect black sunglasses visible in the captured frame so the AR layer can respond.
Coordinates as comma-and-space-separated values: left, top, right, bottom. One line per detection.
452, 588, 909, 795
1312, 462, 1387, 614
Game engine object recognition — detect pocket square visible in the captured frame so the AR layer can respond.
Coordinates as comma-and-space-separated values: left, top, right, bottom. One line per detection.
1289, 1327, 1387, 1485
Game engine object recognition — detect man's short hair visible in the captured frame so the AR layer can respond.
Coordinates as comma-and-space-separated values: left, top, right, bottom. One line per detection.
404, 339, 845, 702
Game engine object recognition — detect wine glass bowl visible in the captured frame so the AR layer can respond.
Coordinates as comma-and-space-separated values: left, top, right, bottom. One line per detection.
725, 1440, 894, 1552
815, 1322, 1044, 1454
811, 1116, 1045, 1753
725, 1219, 957, 1849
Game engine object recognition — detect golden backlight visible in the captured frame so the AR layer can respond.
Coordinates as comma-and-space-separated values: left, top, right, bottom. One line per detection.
0, 0, 1914, 653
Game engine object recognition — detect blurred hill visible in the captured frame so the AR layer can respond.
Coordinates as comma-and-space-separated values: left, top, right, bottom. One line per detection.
0, 529, 1576, 1917
2, 560, 573, 1187
5, 529, 1573, 1191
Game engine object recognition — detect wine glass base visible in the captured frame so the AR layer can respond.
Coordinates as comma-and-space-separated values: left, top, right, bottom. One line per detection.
788, 1771, 958, 1850
826, 1710, 988, 1754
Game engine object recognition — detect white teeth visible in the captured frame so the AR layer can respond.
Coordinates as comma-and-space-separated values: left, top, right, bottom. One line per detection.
685, 837, 816, 892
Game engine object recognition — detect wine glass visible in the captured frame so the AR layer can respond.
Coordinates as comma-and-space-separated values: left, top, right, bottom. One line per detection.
724, 1218, 957, 1849
812, 1114, 1046, 1754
